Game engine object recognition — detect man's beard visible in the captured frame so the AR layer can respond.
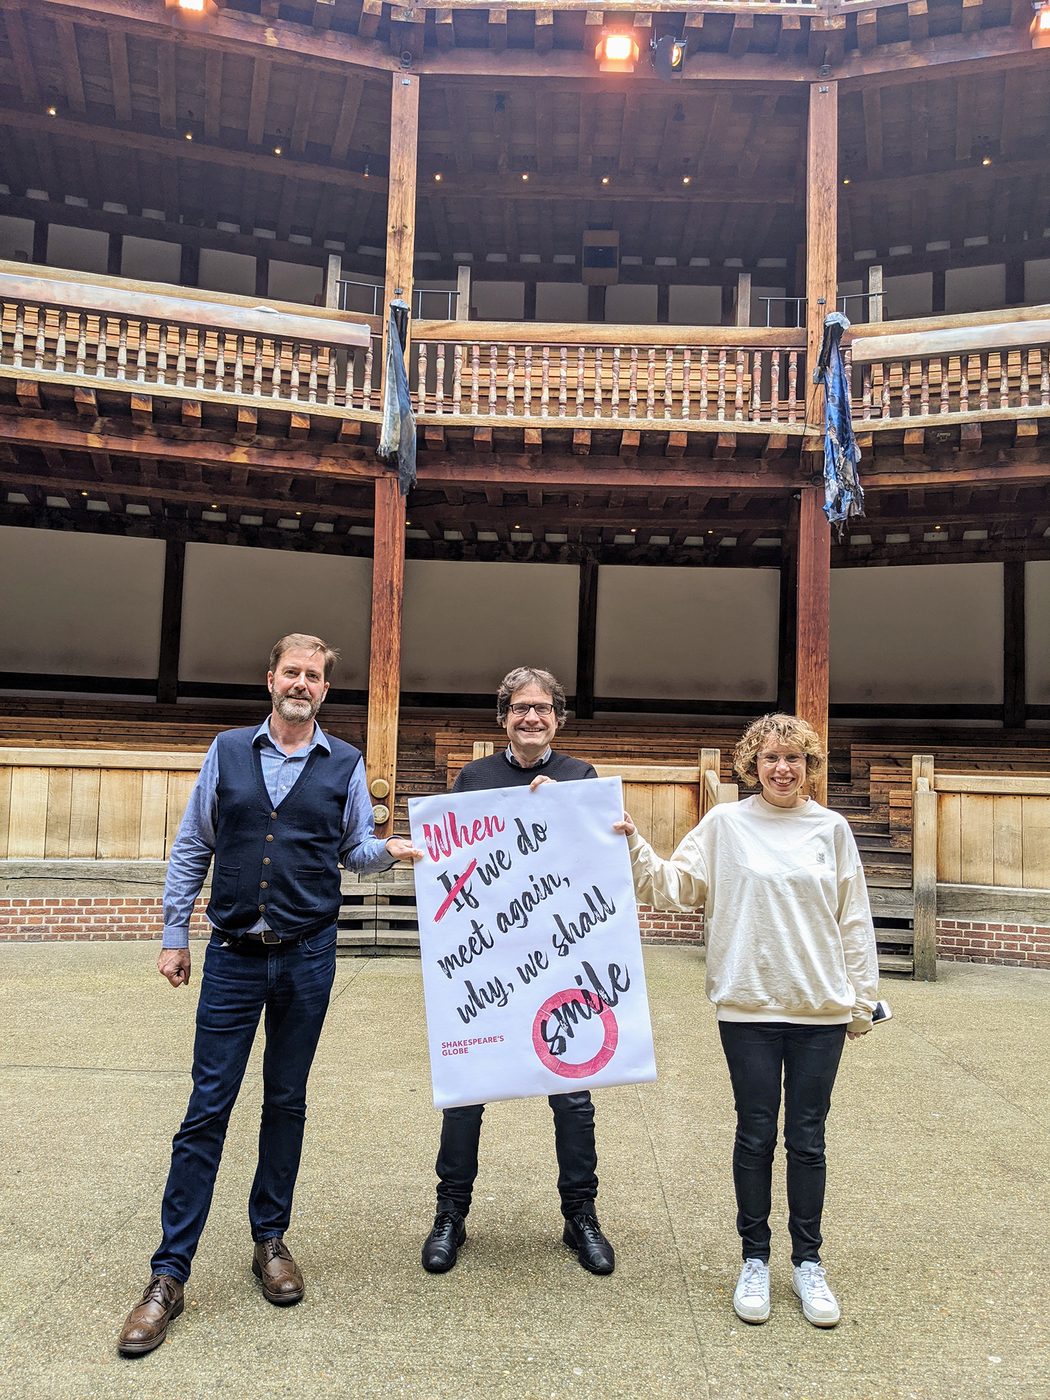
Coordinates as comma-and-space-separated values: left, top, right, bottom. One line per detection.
274, 692, 320, 724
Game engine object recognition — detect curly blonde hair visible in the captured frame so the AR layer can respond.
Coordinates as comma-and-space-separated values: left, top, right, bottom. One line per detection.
733, 713, 826, 788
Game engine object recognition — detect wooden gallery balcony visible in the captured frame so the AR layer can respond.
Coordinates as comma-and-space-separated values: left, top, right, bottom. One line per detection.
2, 265, 1050, 468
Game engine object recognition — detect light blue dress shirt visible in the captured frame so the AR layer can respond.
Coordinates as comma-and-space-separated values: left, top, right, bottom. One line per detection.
162, 718, 394, 948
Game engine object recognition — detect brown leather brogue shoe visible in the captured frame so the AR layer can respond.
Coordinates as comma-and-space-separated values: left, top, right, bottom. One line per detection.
117, 1274, 185, 1356
252, 1237, 305, 1305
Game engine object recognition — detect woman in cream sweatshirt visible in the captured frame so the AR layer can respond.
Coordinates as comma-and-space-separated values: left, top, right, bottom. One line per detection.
618, 713, 879, 1329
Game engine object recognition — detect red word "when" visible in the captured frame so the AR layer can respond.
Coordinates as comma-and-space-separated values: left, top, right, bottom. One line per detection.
422, 810, 506, 863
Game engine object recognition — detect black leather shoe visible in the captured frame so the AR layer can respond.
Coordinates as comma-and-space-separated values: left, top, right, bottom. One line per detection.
422, 1211, 466, 1273
117, 1274, 185, 1355
563, 1214, 615, 1275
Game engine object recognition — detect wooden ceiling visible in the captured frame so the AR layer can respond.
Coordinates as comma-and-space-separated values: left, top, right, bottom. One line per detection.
1, 1, 1048, 276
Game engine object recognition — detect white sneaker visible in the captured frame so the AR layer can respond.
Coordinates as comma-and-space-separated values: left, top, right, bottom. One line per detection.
792, 1261, 841, 1327
732, 1258, 771, 1324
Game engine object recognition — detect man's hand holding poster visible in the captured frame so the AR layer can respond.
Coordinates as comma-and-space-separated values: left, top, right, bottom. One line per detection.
409, 777, 657, 1109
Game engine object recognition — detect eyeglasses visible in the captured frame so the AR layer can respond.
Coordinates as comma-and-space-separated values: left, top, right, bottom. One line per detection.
757, 752, 805, 766
508, 702, 554, 717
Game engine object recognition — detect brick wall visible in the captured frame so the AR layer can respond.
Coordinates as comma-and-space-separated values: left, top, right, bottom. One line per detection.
0, 895, 1047, 970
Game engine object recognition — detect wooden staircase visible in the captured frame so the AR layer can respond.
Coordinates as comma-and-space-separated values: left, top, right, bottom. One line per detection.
829, 771, 916, 977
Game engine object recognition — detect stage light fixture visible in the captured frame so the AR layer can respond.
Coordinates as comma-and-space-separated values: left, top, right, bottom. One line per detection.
165, 0, 219, 23
1032, 0, 1050, 46
651, 35, 687, 79
595, 30, 639, 73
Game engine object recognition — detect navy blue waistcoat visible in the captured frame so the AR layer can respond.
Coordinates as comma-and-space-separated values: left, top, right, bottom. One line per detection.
205, 726, 363, 940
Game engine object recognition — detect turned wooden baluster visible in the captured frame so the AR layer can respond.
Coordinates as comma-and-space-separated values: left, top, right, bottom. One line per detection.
861, 363, 872, 420
97, 315, 110, 378
717, 348, 727, 420
787, 350, 798, 422
215, 331, 227, 394
75, 313, 88, 377
452, 344, 463, 412
156, 322, 168, 385
610, 346, 621, 417
435, 341, 446, 414
698, 347, 709, 418
1019, 348, 1030, 409
12, 303, 25, 369
488, 345, 498, 413
470, 343, 480, 413
576, 347, 585, 414
979, 353, 989, 411
901, 361, 911, 417
734, 348, 744, 420
558, 347, 567, 415
880, 361, 891, 418
771, 351, 781, 422
646, 347, 656, 418
938, 358, 949, 415
175, 325, 187, 389
507, 344, 517, 414
682, 347, 692, 419
751, 350, 762, 422
524, 344, 533, 416
325, 346, 337, 407
136, 320, 148, 382
305, 345, 318, 404
418, 339, 428, 412
115, 317, 128, 381
33, 306, 46, 371
541, 345, 550, 418
195, 330, 207, 391
998, 353, 1008, 409
919, 359, 929, 415
960, 355, 970, 412
55, 309, 69, 374
664, 348, 674, 419
629, 347, 639, 418
594, 347, 603, 417
1040, 348, 1049, 407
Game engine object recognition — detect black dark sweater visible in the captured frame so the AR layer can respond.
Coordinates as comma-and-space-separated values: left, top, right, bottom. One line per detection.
452, 750, 596, 793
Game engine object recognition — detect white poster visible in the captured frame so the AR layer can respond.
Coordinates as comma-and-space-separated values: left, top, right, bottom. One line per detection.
409, 777, 657, 1110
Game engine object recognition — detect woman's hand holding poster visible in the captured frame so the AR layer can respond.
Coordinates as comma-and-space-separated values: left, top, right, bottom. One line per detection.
409, 777, 657, 1109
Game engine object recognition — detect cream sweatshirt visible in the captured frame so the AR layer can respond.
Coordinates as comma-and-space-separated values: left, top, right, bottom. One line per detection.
628, 794, 879, 1028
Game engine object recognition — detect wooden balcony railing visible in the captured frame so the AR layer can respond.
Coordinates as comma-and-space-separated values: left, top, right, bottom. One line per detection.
411, 321, 808, 428
848, 306, 1050, 426
0, 264, 383, 413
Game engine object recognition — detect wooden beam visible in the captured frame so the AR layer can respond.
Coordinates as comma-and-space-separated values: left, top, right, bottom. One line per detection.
575, 554, 599, 722
795, 486, 830, 805
366, 475, 406, 839
382, 73, 420, 352
1003, 559, 1026, 729
805, 78, 838, 435
157, 538, 185, 705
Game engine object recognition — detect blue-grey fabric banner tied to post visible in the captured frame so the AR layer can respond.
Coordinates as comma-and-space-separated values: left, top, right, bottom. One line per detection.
378, 299, 416, 496
814, 311, 864, 537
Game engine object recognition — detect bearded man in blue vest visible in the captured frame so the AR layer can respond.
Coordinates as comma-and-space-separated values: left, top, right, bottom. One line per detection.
118, 633, 421, 1356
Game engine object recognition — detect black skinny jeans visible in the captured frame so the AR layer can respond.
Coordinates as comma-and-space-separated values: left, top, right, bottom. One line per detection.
435, 1092, 599, 1220
718, 1021, 846, 1266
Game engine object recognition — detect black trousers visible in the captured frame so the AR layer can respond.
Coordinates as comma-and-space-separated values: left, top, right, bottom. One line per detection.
435, 1092, 599, 1219
718, 1021, 846, 1266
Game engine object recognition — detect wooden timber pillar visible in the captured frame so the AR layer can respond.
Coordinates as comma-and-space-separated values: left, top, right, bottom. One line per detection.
797, 78, 838, 805
366, 72, 419, 837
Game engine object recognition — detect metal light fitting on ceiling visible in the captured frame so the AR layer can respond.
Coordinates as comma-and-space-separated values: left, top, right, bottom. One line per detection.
1032, 0, 1050, 46
595, 30, 639, 73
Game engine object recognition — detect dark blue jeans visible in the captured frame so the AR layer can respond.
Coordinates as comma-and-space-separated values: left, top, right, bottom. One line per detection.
151, 926, 337, 1283
435, 1092, 599, 1220
718, 1021, 846, 1266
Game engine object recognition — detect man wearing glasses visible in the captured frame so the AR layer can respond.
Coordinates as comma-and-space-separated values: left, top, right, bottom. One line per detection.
420, 666, 616, 1278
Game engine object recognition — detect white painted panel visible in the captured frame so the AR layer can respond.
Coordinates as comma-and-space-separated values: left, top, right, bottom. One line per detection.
402, 561, 577, 693
46, 225, 109, 275
831, 564, 1002, 702
473, 282, 525, 320
606, 284, 658, 325
197, 248, 255, 296
268, 260, 323, 306
945, 264, 1006, 315
1024, 259, 1050, 306
669, 285, 722, 326
0, 215, 34, 260
884, 272, 933, 319
595, 567, 779, 701
121, 235, 181, 286
1027, 561, 1050, 705
180, 544, 372, 686
0, 527, 163, 677
536, 282, 588, 323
